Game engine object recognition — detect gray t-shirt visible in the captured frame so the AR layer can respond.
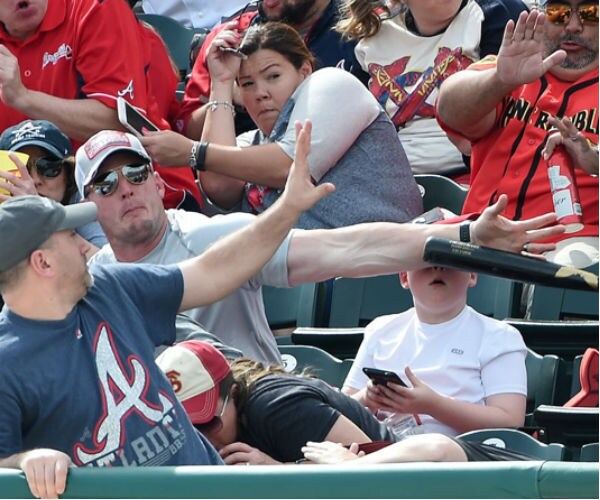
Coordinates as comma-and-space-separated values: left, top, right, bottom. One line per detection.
238, 67, 423, 229
91, 210, 294, 364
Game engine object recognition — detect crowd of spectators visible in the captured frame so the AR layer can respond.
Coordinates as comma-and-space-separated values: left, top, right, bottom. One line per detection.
0, 0, 597, 498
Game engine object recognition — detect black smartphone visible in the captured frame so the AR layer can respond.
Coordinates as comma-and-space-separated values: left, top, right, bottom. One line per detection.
362, 367, 407, 387
117, 97, 159, 137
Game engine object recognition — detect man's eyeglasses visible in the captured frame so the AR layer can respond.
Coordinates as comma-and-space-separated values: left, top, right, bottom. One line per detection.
195, 392, 230, 435
545, 3, 599, 24
87, 163, 152, 197
27, 157, 65, 178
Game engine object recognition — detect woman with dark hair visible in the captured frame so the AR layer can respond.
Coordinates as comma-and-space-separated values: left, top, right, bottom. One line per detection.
140, 21, 422, 230
0, 119, 107, 252
156, 340, 398, 464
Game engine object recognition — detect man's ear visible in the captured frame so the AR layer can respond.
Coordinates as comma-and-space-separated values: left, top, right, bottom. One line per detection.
29, 248, 54, 277
153, 171, 166, 199
399, 272, 410, 289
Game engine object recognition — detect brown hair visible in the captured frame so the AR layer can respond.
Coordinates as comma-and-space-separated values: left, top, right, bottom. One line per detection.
336, 0, 393, 40
60, 156, 78, 206
239, 22, 315, 70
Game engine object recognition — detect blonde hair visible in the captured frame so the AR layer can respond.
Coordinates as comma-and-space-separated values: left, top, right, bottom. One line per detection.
336, 0, 394, 40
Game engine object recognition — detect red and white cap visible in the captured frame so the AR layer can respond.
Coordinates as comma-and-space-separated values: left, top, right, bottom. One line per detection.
156, 341, 231, 425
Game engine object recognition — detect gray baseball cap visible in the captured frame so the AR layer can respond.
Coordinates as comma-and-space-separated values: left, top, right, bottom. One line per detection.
0, 196, 97, 272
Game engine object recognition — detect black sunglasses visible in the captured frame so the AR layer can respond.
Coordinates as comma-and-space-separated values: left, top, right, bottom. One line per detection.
545, 3, 599, 24
87, 163, 152, 197
26, 157, 65, 178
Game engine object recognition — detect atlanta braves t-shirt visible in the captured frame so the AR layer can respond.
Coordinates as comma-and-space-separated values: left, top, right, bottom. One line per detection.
0, 264, 222, 466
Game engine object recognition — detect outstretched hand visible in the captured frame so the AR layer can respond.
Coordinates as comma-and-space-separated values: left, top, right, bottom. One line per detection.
278, 120, 335, 216
496, 10, 566, 87
470, 194, 564, 254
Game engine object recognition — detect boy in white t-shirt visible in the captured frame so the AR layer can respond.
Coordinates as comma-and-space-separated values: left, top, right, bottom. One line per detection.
343, 266, 527, 437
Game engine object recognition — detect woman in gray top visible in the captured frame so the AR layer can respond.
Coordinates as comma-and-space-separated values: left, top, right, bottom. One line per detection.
141, 22, 422, 229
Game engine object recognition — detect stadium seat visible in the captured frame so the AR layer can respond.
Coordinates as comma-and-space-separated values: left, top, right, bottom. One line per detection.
525, 348, 561, 427
533, 405, 599, 449
326, 272, 521, 328
506, 319, 599, 361
291, 327, 365, 360
278, 345, 352, 388
137, 14, 195, 79
579, 442, 599, 462
263, 282, 324, 331
528, 263, 599, 321
414, 174, 468, 214
458, 428, 565, 461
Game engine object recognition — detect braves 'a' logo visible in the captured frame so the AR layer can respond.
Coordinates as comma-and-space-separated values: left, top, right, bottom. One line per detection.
368, 47, 474, 128
73, 323, 173, 465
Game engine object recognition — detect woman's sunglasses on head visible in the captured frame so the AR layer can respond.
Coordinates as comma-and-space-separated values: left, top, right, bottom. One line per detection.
545, 3, 599, 25
87, 163, 152, 197
26, 157, 65, 178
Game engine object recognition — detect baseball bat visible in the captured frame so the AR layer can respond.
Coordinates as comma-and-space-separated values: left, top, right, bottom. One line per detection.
423, 237, 598, 291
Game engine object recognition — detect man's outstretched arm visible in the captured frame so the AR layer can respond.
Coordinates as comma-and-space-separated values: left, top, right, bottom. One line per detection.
287, 195, 564, 286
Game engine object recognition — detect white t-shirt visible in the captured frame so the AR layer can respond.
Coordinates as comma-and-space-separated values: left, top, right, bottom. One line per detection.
141, 0, 246, 29
344, 306, 527, 437
354, 1, 485, 174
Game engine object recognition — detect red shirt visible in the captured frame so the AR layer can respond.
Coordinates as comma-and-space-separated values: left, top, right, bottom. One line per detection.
0, 0, 199, 209
439, 58, 598, 243
175, 11, 256, 133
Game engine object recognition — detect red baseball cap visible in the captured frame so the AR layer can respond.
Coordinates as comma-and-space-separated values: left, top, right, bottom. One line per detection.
156, 341, 231, 424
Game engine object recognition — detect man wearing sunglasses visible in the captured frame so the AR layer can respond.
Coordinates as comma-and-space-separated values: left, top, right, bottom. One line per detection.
0, 120, 336, 499
437, 3, 598, 270
79, 129, 563, 366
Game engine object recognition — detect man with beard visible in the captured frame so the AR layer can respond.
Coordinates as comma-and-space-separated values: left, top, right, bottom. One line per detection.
178, 0, 368, 139
436, 3, 598, 269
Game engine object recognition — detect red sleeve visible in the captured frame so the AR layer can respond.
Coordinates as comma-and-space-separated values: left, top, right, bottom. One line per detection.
73, 0, 149, 111
176, 12, 257, 133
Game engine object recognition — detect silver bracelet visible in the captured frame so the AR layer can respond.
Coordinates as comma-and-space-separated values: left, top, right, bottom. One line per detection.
189, 141, 199, 168
206, 100, 236, 116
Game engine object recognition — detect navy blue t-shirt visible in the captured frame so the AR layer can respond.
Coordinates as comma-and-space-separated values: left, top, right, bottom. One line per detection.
0, 264, 222, 466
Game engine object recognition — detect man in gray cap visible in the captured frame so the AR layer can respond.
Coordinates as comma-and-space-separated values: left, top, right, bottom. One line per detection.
0, 121, 334, 499
77, 129, 564, 364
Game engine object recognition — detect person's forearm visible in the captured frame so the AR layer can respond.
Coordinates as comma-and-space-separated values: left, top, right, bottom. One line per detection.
8, 91, 122, 141
437, 68, 515, 139
185, 105, 208, 140
204, 142, 293, 188
288, 222, 463, 285
178, 188, 306, 310
426, 395, 525, 434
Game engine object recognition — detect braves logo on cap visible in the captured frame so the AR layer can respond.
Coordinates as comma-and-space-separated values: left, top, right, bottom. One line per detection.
84, 131, 133, 160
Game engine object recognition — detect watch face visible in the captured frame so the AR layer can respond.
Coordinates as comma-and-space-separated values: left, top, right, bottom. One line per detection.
460, 222, 471, 242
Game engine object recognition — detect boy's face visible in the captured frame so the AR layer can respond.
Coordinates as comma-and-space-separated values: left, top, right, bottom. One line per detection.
400, 267, 477, 321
